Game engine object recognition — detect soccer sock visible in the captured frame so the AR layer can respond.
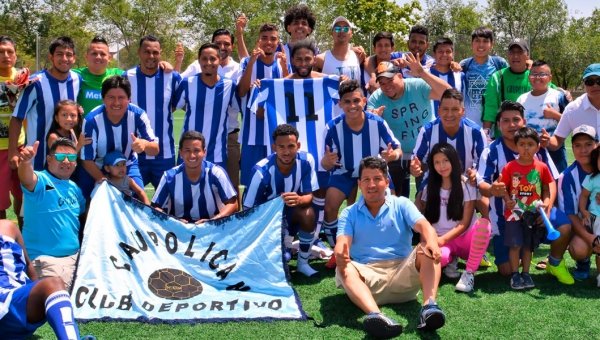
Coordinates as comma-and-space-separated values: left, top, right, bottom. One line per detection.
576, 258, 591, 272
297, 230, 318, 277
312, 197, 325, 244
45, 290, 80, 340
548, 255, 561, 267
466, 220, 491, 273
323, 219, 338, 247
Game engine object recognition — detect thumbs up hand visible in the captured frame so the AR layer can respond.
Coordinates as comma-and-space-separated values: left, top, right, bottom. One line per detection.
19, 141, 39, 163
410, 156, 423, 177
491, 173, 507, 198
131, 133, 147, 154
380, 143, 397, 162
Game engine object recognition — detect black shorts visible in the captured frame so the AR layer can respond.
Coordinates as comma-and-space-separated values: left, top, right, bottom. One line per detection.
504, 212, 547, 249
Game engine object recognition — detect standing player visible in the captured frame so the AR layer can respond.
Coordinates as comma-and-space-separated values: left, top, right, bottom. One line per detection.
238, 23, 289, 189
152, 130, 238, 223
175, 43, 238, 168
321, 79, 401, 249
282, 4, 317, 69
9, 36, 81, 170
429, 38, 464, 116
364, 32, 403, 93
459, 27, 507, 129
243, 124, 319, 277
401, 25, 435, 79
124, 35, 181, 189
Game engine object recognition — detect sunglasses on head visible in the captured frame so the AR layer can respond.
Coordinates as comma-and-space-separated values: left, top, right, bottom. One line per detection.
584, 77, 600, 86
53, 153, 77, 162
333, 26, 350, 33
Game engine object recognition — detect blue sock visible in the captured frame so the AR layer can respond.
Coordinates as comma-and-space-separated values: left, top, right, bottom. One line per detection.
323, 219, 338, 247
548, 255, 561, 267
576, 258, 591, 271
45, 290, 80, 340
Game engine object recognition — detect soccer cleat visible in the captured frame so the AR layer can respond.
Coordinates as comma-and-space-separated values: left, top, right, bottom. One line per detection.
363, 312, 403, 339
573, 260, 591, 281
510, 272, 524, 290
443, 258, 461, 279
521, 273, 535, 289
479, 254, 492, 268
325, 254, 337, 269
546, 259, 575, 285
417, 299, 446, 331
455, 271, 475, 293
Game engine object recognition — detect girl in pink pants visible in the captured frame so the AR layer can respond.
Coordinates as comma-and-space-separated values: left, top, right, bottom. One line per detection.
420, 143, 491, 292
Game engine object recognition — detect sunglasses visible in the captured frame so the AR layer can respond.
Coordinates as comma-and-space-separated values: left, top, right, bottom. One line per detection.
53, 153, 77, 162
529, 72, 550, 79
333, 26, 350, 33
584, 77, 600, 86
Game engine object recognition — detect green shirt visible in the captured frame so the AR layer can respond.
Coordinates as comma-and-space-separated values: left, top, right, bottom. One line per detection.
73, 67, 123, 115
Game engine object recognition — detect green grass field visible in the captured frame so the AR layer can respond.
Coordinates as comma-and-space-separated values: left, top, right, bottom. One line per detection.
7, 112, 600, 339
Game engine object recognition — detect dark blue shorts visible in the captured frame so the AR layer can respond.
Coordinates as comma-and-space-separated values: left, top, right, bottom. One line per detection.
0, 282, 45, 338
139, 157, 175, 188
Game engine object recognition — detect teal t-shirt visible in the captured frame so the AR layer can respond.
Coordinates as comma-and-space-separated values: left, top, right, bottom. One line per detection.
22, 170, 85, 259
367, 78, 433, 158
74, 67, 123, 115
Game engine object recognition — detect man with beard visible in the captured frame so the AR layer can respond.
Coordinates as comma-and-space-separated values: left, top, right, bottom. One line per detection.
124, 35, 182, 189
9, 36, 81, 170
175, 43, 239, 169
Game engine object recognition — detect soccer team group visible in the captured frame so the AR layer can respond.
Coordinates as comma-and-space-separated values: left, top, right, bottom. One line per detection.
1, 3, 600, 339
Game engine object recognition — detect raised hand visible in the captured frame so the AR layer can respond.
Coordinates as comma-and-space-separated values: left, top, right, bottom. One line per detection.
18, 141, 39, 163
131, 133, 147, 154
410, 156, 423, 177
322, 145, 341, 170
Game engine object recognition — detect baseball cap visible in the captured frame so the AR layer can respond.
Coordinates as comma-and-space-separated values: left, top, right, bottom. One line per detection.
508, 38, 529, 53
571, 124, 597, 141
331, 16, 354, 29
103, 151, 127, 166
376, 61, 400, 81
582, 63, 600, 80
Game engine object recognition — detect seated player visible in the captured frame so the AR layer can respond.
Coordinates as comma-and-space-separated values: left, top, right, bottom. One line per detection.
152, 131, 238, 224
0, 219, 81, 340
243, 124, 319, 277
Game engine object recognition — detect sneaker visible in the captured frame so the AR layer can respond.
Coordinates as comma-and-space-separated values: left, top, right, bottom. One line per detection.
283, 248, 292, 263
521, 272, 535, 289
546, 259, 575, 285
325, 254, 337, 269
443, 258, 461, 279
510, 272, 524, 290
573, 260, 591, 281
479, 254, 492, 268
417, 299, 446, 331
455, 271, 474, 293
363, 312, 403, 339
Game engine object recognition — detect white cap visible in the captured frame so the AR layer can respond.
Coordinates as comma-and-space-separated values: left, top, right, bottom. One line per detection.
331, 16, 354, 29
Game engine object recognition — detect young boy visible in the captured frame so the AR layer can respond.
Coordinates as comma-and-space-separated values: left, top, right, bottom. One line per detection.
103, 150, 150, 205
430, 38, 464, 116
243, 124, 319, 277
321, 79, 401, 249
517, 60, 570, 172
500, 127, 554, 289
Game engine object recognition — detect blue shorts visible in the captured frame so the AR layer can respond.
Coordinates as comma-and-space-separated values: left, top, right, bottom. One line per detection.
240, 145, 268, 187
139, 158, 175, 188
328, 173, 357, 197
317, 171, 330, 191
493, 207, 569, 265
0, 282, 45, 338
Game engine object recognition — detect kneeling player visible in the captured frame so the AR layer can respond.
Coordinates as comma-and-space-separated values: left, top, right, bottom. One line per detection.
243, 124, 320, 277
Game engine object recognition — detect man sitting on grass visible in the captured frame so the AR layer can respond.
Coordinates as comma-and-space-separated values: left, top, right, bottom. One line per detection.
334, 156, 445, 338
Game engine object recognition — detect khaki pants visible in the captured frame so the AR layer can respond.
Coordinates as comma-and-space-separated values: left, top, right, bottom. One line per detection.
33, 253, 79, 292
336, 247, 420, 305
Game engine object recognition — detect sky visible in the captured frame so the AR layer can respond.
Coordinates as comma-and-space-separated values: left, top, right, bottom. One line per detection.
396, 0, 598, 18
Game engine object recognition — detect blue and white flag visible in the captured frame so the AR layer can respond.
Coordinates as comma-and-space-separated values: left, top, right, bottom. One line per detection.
71, 182, 306, 322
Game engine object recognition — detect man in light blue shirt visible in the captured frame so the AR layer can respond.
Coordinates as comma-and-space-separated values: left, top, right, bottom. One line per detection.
334, 156, 445, 338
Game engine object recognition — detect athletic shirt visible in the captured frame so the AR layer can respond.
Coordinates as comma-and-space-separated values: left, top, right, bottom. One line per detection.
242, 151, 319, 209
0, 67, 25, 149
22, 170, 84, 260
322, 49, 363, 116
477, 139, 558, 235
239, 57, 288, 146
124, 67, 181, 161
152, 161, 237, 221
459, 56, 508, 126
175, 75, 239, 164
558, 161, 589, 215
516, 88, 568, 135
413, 117, 487, 173
81, 103, 158, 169
13, 69, 81, 170
73, 67, 123, 115
324, 112, 400, 177
429, 66, 465, 116
0, 235, 29, 318
367, 78, 434, 160
421, 178, 477, 236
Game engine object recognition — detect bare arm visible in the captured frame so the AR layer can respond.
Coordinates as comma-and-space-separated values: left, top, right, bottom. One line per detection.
17, 141, 39, 192
334, 235, 352, 269
8, 117, 24, 169
404, 52, 451, 100
129, 177, 150, 205
82, 159, 105, 183
235, 14, 249, 59
413, 217, 441, 261
547, 135, 565, 151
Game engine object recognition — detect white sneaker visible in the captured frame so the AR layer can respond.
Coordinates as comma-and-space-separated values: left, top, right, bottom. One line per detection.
597, 274, 600, 287
444, 258, 460, 279
455, 271, 475, 292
